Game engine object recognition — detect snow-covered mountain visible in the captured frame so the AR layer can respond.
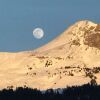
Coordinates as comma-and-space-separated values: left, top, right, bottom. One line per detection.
0, 20, 100, 90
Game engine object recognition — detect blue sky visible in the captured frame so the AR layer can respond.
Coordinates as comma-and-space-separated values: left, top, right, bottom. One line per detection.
0, 0, 100, 52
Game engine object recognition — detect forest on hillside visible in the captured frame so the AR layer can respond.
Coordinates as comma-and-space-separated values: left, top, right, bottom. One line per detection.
0, 83, 100, 100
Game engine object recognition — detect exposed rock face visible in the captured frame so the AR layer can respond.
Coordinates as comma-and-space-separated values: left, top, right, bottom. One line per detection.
0, 20, 100, 90
84, 33, 100, 48
83, 24, 100, 49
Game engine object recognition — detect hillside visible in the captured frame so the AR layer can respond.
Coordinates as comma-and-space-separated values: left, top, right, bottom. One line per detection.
0, 20, 100, 90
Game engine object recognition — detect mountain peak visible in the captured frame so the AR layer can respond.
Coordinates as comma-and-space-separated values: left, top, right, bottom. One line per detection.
75, 20, 96, 26
0, 20, 100, 90
34, 20, 99, 55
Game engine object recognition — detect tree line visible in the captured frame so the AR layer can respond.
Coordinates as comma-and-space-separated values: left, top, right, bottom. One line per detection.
0, 83, 100, 100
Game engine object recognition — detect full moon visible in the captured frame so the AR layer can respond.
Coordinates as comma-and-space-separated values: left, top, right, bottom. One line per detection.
33, 28, 44, 39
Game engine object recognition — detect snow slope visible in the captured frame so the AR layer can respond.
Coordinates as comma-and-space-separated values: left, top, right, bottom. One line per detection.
0, 20, 100, 90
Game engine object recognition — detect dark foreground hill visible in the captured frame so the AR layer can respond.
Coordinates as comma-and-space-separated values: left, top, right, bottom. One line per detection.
0, 83, 100, 100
